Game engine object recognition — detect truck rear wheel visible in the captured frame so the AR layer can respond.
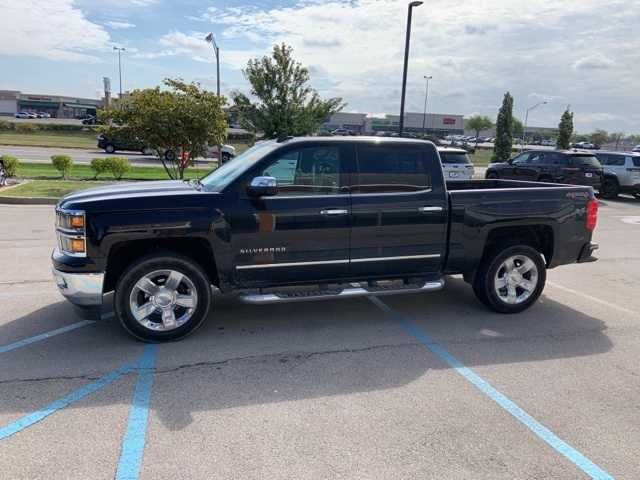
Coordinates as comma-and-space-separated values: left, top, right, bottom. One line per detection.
473, 244, 546, 314
114, 253, 211, 342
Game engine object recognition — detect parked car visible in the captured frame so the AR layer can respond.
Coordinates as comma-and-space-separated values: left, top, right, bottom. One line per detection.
14, 112, 31, 119
203, 144, 237, 163
541, 139, 555, 146
437, 146, 475, 180
632, 145, 640, 153
331, 128, 353, 136
36, 112, 51, 118
572, 142, 600, 150
52, 136, 599, 342
485, 150, 603, 191
97, 134, 149, 154
594, 151, 640, 199
81, 115, 98, 125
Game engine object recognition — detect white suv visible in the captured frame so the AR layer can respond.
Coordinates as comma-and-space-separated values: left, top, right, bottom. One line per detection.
595, 151, 640, 199
437, 147, 475, 180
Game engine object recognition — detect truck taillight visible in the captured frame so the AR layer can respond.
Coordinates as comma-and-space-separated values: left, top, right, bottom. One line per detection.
586, 199, 598, 231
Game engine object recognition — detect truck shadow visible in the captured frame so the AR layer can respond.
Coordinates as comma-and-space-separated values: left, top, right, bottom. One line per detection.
0, 277, 614, 433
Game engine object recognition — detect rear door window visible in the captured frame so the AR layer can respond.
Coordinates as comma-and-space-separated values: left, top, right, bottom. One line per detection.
439, 152, 471, 164
570, 155, 601, 168
355, 144, 431, 193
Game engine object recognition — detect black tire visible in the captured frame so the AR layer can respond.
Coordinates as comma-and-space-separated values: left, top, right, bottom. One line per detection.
221, 152, 231, 163
600, 177, 619, 199
473, 244, 546, 314
164, 150, 177, 162
485, 171, 498, 179
114, 253, 212, 342
105, 144, 116, 154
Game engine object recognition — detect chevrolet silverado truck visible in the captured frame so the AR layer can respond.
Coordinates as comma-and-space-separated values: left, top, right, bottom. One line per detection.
52, 137, 599, 342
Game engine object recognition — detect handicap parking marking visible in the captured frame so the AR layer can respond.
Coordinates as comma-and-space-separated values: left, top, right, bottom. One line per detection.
116, 344, 158, 480
0, 320, 95, 354
369, 296, 615, 480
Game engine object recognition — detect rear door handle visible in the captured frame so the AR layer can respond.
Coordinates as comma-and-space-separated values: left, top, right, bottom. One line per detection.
320, 208, 349, 216
418, 206, 443, 213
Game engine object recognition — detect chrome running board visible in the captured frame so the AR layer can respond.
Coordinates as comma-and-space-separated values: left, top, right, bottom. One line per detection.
238, 278, 445, 305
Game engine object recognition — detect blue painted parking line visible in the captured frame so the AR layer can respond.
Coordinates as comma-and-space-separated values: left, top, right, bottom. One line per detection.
0, 363, 135, 440
369, 297, 614, 480
0, 320, 95, 354
116, 344, 158, 480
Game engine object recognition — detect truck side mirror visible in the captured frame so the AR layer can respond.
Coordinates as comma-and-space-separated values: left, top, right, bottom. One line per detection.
247, 176, 278, 197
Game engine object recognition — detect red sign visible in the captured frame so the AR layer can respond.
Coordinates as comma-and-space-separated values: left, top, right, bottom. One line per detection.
442, 117, 456, 125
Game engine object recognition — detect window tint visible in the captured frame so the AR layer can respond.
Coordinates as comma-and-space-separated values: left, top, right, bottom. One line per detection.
260, 146, 343, 196
528, 152, 545, 164
511, 152, 531, 164
570, 155, 601, 168
598, 154, 625, 166
545, 152, 567, 165
439, 151, 471, 164
355, 144, 430, 193
634, 157, 640, 168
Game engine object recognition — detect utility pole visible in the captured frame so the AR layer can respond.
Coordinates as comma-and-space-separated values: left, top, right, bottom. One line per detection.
113, 47, 125, 101
205, 33, 223, 162
421, 75, 432, 136
399, 1, 423, 137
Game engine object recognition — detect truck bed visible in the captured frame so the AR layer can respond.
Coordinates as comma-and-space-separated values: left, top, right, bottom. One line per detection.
446, 179, 584, 191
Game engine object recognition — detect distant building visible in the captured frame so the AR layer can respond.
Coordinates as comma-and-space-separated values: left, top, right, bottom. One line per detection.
322, 111, 464, 136
463, 119, 558, 139
0, 90, 103, 118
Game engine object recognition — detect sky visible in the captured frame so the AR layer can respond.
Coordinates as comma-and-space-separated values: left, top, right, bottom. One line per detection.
0, 0, 638, 133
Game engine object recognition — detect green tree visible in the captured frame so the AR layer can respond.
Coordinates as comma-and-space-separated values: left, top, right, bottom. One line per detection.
493, 92, 514, 162
232, 43, 344, 138
466, 115, 494, 147
101, 79, 227, 179
609, 132, 625, 150
556, 108, 574, 149
590, 129, 608, 147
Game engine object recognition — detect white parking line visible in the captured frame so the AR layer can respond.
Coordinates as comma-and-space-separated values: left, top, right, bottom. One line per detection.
547, 281, 638, 316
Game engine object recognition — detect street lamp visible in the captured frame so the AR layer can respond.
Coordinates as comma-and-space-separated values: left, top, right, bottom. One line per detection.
113, 47, 125, 101
421, 75, 432, 136
205, 33, 222, 161
398, 0, 423, 137
522, 101, 547, 150
205, 33, 220, 97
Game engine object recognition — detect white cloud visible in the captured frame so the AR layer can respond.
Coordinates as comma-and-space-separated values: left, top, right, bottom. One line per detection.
105, 21, 136, 30
0, 0, 110, 62
138, 0, 640, 130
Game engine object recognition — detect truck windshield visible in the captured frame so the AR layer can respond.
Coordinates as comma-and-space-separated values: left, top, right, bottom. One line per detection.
440, 152, 472, 164
200, 141, 279, 191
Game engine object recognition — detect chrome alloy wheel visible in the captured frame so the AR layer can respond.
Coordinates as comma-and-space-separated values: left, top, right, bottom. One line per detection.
494, 255, 539, 305
129, 269, 198, 331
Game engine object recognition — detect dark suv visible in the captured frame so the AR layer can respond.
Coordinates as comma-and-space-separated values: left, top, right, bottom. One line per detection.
97, 134, 149, 154
485, 150, 603, 190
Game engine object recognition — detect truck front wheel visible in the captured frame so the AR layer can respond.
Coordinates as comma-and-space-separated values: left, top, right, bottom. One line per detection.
473, 244, 546, 314
114, 253, 212, 342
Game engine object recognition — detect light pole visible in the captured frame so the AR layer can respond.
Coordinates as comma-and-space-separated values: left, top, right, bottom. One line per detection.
205, 33, 222, 161
522, 101, 547, 150
421, 75, 432, 136
398, 1, 423, 137
113, 47, 125, 101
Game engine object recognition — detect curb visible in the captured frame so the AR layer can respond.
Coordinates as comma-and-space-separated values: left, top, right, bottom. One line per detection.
0, 196, 57, 205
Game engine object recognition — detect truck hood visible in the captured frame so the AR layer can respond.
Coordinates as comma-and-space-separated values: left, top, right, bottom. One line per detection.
58, 180, 213, 212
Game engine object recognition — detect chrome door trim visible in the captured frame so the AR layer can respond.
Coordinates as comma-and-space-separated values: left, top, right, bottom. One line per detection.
418, 206, 444, 213
351, 254, 441, 263
236, 259, 349, 270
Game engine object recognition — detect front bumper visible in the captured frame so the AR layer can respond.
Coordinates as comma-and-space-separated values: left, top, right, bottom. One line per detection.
52, 268, 104, 306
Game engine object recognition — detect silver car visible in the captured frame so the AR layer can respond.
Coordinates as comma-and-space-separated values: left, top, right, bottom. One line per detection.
437, 147, 475, 180
595, 151, 640, 199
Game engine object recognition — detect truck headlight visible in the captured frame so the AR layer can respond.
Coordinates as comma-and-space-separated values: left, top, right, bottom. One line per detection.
56, 209, 87, 257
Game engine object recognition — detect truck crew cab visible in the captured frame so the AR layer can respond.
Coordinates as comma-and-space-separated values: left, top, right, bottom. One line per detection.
52, 137, 599, 342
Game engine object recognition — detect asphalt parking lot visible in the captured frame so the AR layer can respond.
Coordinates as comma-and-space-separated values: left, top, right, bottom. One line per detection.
1, 199, 639, 479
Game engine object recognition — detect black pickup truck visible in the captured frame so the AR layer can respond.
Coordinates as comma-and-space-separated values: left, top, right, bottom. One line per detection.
52, 137, 599, 342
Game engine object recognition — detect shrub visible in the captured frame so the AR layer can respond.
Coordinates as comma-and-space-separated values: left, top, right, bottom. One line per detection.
15, 123, 40, 133
107, 156, 130, 180
51, 154, 73, 179
0, 154, 19, 177
90, 157, 109, 179
0, 119, 13, 131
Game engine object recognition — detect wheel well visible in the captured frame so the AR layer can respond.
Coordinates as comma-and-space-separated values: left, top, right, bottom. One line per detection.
483, 225, 554, 265
603, 173, 618, 185
103, 238, 219, 292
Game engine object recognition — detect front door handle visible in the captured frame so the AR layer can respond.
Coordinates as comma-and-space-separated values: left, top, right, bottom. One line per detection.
418, 206, 443, 213
320, 208, 349, 216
